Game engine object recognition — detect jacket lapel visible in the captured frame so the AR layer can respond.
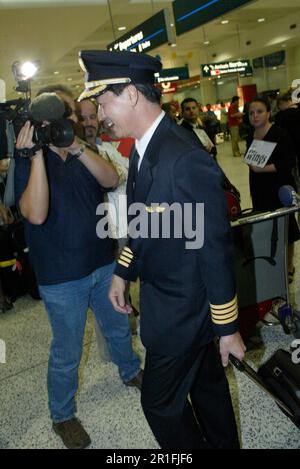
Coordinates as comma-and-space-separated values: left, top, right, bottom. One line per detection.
133, 115, 171, 203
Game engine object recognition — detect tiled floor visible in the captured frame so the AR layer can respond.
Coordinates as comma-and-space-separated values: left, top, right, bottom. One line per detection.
0, 140, 299, 449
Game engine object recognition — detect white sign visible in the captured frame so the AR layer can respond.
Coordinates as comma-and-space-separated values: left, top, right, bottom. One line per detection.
0, 339, 6, 364
194, 128, 214, 150
244, 140, 277, 168
110, 31, 151, 53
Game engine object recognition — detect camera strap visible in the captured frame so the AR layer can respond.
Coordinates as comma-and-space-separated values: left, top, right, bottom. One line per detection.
16, 142, 43, 158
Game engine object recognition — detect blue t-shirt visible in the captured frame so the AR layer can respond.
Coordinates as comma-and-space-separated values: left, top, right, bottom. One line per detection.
14, 148, 115, 285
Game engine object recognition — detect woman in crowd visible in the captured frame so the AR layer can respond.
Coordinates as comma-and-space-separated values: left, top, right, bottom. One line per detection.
246, 97, 300, 282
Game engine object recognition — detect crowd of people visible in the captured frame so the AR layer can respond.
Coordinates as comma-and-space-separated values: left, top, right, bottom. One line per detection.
0, 48, 299, 450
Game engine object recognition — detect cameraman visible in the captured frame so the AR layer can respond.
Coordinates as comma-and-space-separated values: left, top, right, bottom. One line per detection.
14, 86, 142, 449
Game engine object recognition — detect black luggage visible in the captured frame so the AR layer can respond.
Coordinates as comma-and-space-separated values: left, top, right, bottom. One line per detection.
0, 217, 40, 302
230, 349, 300, 428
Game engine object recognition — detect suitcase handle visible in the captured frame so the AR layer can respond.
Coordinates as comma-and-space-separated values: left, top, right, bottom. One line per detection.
229, 354, 295, 419
229, 354, 246, 372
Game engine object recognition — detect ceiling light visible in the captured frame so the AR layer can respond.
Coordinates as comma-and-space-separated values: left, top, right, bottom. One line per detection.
19, 61, 38, 80
171, 43, 177, 47
118, 26, 126, 31
54, 71, 59, 75
258, 18, 265, 23
67, 77, 73, 81
204, 41, 210, 45
221, 20, 229, 25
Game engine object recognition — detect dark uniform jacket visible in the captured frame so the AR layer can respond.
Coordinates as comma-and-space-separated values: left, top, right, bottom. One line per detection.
115, 115, 238, 356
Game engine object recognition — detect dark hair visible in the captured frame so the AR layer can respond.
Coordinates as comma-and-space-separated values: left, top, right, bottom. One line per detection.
181, 97, 198, 112
36, 84, 73, 98
277, 92, 292, 105
80, 98, 98, 111
249, 96, 271, 112
231, 95, 239, 104
161, 102, 175, 113
106, 82, 161, 104
268, 91, 278, 100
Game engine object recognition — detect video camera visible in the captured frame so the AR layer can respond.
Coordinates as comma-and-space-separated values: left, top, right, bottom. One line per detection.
0, 61, 75, 160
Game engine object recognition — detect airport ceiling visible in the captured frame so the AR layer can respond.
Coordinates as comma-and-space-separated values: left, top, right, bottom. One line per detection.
0, 0, 300, 98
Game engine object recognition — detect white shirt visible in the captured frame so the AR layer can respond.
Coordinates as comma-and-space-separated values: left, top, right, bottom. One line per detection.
135, 111, 165, 170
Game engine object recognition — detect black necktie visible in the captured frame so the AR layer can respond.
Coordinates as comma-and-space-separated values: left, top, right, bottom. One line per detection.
131, 149, 140, 187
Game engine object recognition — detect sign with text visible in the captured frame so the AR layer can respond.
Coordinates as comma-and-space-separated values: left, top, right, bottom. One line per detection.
264, 50, 286, 68
253, 57, 264, 69
156, 82, 177, 94
107, 10, 169, 53
0, 339, 6, 364
155, 66, 189, 83
173, 0, 252, 36
244, 140, 277, 168
201, 60, 251, 77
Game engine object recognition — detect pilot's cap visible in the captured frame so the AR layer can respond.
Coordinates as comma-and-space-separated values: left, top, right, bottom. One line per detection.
78, 50, 162, 101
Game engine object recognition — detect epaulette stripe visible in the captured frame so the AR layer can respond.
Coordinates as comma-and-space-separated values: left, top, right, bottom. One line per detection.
211, 306, 237, 317
211, 310, 238, 321
212, 313, 238, 325
117, 259, 130, 268
210, 296, 237, 310
120, 252, 133, 262
120, 254, 132, 264
123, 247, 133, 255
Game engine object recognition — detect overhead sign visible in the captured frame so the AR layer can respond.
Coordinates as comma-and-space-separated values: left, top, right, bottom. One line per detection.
107, 9, 170, 53
253, 57, 264, 69
253, 51, 286, 70
264, 50, 286, 68
173, 0, 252, 36
201, 60, 251, 77
156, 82, 178, 94
155, 66, 189, 83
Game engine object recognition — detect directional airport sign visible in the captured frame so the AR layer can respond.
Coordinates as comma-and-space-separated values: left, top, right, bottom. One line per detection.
201, 60, 251, 77
107, 9, 169, 53
173, 0, 253, 36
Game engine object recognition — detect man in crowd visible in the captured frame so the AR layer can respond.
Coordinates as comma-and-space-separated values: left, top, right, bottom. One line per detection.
228, 95, 243, 157
78, 50, 245, 449
14, 85, 142, 450
180, 97, 215, 156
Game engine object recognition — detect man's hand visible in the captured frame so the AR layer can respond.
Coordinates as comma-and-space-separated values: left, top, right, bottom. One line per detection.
109, 274, 132, 314
219, 331, 246, 367
16, 121, 35, 150
0, 204, 13, 225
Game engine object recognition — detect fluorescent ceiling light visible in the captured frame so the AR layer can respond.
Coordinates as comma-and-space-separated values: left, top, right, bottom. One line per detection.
221, 20, 229, 25
54, 71, 60, 75
204, 41, 210, 45
20, 61, 38, 79
118, 26, 126, 31
258, 18, 265, 23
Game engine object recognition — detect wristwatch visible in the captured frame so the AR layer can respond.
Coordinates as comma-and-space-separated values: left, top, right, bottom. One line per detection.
71, 144, 85, 159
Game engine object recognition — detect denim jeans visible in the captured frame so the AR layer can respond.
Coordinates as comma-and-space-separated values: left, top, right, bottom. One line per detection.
39, 262, 140, 423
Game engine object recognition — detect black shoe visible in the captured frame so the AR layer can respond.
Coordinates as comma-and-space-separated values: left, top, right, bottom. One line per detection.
123, 370, 143, 391
52, 417, 91, 449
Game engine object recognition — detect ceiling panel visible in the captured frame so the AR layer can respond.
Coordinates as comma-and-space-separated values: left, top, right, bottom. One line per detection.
0, 0, 299, 99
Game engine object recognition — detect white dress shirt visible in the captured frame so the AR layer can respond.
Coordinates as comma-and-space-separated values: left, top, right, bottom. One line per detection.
135, 111, 165, 170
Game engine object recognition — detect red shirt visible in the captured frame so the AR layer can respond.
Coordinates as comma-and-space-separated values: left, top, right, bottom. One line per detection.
101, 134, 134, 158
228, 104, 241, 128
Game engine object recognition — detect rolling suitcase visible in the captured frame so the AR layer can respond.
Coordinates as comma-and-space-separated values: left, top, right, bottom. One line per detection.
230, 349, 300, 428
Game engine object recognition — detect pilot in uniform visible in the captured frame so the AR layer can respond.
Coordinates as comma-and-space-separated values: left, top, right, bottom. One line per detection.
78, 50, 245, 449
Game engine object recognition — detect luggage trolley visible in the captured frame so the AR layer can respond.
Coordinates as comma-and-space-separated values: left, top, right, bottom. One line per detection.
231, 203, 300, 339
